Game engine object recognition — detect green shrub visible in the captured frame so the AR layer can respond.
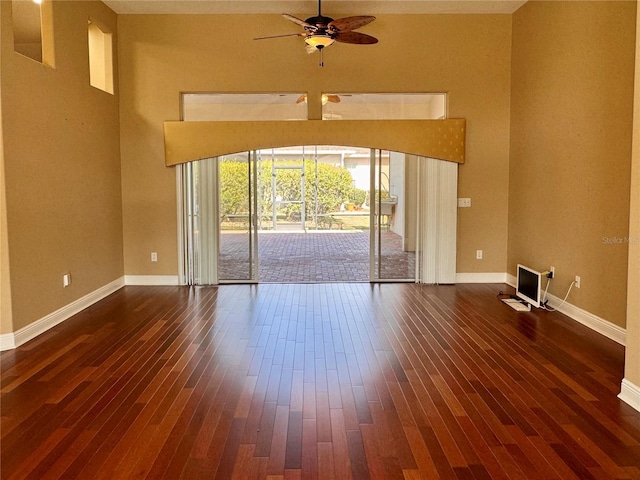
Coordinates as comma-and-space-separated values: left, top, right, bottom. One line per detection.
350, 188, 368, 206
311, 162, 354, 214
219, 159, 249, 216
219, 158, 356, 220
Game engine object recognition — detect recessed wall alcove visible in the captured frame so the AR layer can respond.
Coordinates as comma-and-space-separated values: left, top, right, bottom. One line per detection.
163, 119, 466, 285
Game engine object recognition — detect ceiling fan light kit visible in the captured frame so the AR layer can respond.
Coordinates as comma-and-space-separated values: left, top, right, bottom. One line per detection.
304, 34, 335, 49
254, 0, 378, 66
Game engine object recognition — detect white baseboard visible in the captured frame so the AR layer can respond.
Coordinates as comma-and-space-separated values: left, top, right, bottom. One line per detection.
456, 272, 507, 283
124, 275, 180, 286
619, 379, 640, 413
506, 274, 626, 346
0, 277, 125, 351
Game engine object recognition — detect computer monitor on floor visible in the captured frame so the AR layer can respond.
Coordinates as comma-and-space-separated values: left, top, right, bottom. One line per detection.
516, 264, 542, 308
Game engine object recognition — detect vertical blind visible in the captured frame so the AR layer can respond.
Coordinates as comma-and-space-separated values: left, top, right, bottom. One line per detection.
414, 156, 458, 284
178, 157, 219, 285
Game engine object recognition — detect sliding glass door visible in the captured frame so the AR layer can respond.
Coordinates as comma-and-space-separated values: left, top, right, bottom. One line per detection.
179, 146, 456, 285
371, 149, 415, 281
218, 152, 259, 282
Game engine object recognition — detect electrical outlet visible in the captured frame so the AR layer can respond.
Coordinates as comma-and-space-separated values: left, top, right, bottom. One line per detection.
476, 249, 483, 260
550, 266, 555, 278
151, 252, 158, 262
63, 273, 71, 288
575, 275, 581, 288
458, 198, 471, 208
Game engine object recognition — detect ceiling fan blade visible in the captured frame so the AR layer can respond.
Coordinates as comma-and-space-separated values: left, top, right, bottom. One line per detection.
283, 14, 316, 30
328, 16, 376, 33
254, 33, 306, 40
254, 32, 305, 40
335, 31, 378, 45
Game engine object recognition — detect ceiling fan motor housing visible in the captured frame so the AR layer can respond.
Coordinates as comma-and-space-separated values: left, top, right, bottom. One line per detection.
305, 15, 334, 31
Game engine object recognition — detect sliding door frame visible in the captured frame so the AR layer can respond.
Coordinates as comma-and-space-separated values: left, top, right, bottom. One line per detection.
178, 148, 457, 286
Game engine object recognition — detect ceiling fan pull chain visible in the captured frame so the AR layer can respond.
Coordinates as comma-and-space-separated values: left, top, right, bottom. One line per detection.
319, 48, 324, 67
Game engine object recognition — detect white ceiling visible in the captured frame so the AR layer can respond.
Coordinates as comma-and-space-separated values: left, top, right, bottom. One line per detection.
102, 0, 528, 15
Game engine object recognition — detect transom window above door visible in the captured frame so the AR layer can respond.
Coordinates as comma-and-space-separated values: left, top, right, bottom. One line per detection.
182, 93, 307, 121
322, 93, 447, 120
181, 92, 447, 122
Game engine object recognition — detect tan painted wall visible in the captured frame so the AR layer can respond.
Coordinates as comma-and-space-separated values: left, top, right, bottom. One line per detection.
624, 4, 640, 388
1, 150, 12, 336
118, 13, 512, 276
1, 1, 123, 331
508, 1, 636, 328
0, 4, 13, 334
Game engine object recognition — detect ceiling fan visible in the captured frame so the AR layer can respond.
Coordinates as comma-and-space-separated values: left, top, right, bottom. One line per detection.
254, 0, 378, 66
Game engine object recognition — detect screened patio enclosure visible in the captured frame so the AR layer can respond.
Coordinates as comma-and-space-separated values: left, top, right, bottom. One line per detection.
217, 146, 405, 282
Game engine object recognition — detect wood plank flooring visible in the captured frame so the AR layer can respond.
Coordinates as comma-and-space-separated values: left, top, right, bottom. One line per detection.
1, 283, 639, 479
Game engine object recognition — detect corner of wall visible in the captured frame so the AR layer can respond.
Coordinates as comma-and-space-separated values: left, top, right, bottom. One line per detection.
0, 39, 14, 337
619, 379, 640, 413
621, 0, 640, 407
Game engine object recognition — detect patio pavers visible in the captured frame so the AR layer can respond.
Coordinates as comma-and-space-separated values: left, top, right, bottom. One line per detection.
219, 230, 415, 282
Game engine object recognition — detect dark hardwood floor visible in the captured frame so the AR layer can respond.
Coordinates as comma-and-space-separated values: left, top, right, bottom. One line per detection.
1, 283, 639, 479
